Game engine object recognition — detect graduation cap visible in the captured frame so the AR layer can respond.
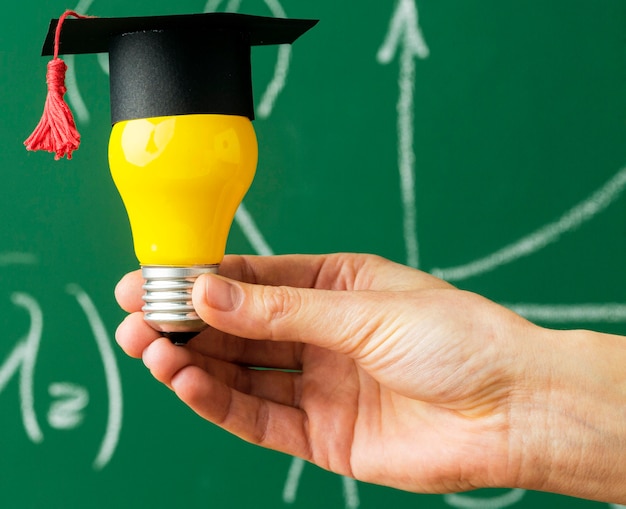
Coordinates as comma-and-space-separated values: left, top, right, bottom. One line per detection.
25, 10, 318, 159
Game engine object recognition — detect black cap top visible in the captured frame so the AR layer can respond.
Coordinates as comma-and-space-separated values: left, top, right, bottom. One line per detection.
40, 13, 318, 123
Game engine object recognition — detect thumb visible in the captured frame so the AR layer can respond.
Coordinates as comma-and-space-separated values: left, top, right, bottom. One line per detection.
192, 273, 393, 355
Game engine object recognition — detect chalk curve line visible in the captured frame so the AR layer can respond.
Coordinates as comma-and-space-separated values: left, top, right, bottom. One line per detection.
67, 284, 123, 470
431, 164, 626, 282
65, 0, 95, 124
69, 0, 293, 124
204, 0, 292, 119
0, 252, 38, 266
11, 292, 45, 444
444, 488, 526, 509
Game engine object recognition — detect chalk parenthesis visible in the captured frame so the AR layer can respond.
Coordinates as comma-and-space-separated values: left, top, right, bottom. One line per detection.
282, 457, 305, 503
341, 476, 360, 509
66, 284, 123, 470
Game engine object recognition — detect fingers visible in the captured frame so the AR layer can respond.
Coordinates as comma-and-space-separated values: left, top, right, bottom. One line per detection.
117, 315, 311, 457
116, 311, 161, 358
143, 337, 301, 405
142, 337, 311, 459
116, 311, 305, 403
116, 309, 312, 458
187, 333, 304, 370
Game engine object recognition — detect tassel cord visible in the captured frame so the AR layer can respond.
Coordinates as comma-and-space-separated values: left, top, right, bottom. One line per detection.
24, 10, 92, 160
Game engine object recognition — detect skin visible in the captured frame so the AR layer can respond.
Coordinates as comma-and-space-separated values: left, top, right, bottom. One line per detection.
115, 253, 626, 503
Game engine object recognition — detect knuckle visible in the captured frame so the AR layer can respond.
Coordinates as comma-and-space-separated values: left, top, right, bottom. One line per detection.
259, 285, 302, 336
263, 285, 301, 320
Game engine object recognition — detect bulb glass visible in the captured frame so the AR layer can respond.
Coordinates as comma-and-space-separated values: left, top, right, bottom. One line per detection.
108, 114, 258, 266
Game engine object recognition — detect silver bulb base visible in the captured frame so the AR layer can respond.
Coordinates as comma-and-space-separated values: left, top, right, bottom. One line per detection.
141, 265, 219, 336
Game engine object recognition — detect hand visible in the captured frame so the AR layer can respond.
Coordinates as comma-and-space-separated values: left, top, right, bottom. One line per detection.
115, 253, 626, 502
115, 254, 531, 492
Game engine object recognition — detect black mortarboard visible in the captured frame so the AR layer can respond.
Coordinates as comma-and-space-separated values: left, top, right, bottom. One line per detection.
40, 12, 317, 124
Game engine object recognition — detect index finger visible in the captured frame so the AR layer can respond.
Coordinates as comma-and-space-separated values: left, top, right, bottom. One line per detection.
220, 253, 451, 292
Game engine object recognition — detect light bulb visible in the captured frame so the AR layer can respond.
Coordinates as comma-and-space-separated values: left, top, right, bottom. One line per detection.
28, 12, 316, 342
109, 113, 257, 342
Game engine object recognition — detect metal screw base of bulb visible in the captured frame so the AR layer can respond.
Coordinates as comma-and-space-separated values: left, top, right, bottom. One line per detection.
141, 265, 218, 343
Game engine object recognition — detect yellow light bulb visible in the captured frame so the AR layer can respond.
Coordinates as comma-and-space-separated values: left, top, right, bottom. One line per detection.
109, 114, 257, 340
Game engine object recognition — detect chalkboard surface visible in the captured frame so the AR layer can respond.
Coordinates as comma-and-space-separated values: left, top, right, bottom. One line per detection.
2, 1, 625, 508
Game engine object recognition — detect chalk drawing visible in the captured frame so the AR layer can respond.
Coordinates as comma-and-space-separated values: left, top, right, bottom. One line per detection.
0, 252, 38, 266
235, 210, 362, 506
0, 343, 27, 399
283, 457, 359, 509
610, 504, 626, 508
431, 165, 626, 282
1, 254, 121, 470
67, 284, 123, 470
235, 202, 275, 256
50, 0, 626, 505
61, 0, 356, 499
226, 0, 243, 11
97, 52, 109, 76
282, 456, 305, 503
255, 0, 291, 119
204, 0, 292, 119
444, 489, 526, 509
377, 0, 430, 269
65, 0, 95, 124
374, 2, 626, 331
68, 0, 295, 124
2, 293, 45, 443
15, 293, 44, 443
48, 382, 89, 429
341, 474, 360, 509
236, 202, 362, 507
204, 0, 241, 13
73, 0, 95, 17
506, 303, 626, 324
202, 6, 356, 503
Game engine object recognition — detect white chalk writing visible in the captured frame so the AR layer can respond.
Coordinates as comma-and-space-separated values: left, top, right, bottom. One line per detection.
377, 0, 429, 269
1, 262, 122, 471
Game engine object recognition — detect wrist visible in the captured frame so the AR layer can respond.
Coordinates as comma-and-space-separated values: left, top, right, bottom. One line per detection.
510, 327, 626, 503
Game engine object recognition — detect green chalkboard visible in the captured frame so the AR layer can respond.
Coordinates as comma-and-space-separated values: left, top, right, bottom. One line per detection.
2, 0, 625, 508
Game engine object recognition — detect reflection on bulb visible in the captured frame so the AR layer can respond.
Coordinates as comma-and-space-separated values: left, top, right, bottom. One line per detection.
109, 114, 257, 341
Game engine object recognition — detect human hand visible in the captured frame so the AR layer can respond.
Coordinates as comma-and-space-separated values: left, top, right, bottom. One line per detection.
115, 254, 533, 492
115, 253, 626, 502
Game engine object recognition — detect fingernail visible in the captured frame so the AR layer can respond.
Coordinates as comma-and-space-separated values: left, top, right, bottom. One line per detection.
201, 274, 242, 312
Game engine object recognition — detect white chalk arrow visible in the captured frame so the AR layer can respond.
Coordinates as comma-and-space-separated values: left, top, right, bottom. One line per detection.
377, 0, 429, 268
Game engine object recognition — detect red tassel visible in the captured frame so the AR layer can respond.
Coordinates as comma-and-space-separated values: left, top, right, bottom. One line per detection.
24, 10, 91, 160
